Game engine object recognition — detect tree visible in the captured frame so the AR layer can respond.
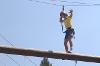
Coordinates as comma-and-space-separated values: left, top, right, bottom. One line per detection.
40, 57, 52, 66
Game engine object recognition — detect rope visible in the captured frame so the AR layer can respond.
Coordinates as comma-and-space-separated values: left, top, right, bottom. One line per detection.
24, 56, 37, 66
0, 33, 37, 66
6, 55, 20, 66
75, 60, 77, 66
0, 33, 14, 47
30, 0, 100, 6
61, 23, 64, 33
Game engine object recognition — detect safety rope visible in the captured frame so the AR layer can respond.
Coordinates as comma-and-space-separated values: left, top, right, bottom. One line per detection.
75, 60, 77, 66
60, 5, 64, 33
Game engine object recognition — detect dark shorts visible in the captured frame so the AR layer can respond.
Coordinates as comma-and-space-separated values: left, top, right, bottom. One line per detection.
65, 28, 75, 39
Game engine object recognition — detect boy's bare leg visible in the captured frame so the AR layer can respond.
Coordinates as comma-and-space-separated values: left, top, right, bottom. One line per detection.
64, 38, 68, 52
69, 37, 73, 51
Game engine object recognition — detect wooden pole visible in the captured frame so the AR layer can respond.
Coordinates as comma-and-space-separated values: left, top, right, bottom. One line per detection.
0, 45, 100, 63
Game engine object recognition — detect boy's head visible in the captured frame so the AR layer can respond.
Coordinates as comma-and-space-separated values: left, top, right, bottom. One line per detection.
60, 11, 68, 18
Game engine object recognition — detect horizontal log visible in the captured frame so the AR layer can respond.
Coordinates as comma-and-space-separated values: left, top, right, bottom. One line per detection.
0, 45, 100, 63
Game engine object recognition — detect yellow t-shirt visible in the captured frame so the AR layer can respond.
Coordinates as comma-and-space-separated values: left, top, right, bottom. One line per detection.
64, 16, 72, 29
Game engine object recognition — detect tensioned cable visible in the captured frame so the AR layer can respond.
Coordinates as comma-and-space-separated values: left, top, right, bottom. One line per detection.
30, 0, 100, 6
0, 33, 14, 47
0, 33, 20, 66
24, 56, 37, 66
57, 0, 89, 5
29, 0, 62, 6
0, 33, 37, 66
6, 55, 20, 66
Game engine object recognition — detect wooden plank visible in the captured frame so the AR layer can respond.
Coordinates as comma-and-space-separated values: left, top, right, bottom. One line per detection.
0, 45, 100, 63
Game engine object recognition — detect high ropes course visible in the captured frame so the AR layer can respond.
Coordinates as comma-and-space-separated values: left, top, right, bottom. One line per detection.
0, 0, 100, 65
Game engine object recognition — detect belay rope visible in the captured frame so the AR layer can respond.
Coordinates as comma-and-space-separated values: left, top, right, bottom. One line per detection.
60, 5, 64, 33
61, 22, 64, 33
75, 60, 77, 66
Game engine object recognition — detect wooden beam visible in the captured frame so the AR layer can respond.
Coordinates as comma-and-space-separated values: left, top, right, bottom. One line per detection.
0, 45, 100, 63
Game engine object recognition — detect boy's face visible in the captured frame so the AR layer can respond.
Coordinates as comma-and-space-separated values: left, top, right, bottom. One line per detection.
61, 14, 65, 18
64, 14, 68, 17
62, 13, 68, 18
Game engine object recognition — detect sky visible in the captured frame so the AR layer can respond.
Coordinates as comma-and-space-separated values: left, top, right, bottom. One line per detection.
0, 0, 100, 66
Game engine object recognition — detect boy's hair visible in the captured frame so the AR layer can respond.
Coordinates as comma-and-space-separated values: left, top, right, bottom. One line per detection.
60, 11, 65, 17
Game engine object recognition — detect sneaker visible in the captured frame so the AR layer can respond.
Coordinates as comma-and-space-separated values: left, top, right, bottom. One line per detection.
62, 58, 65, 60
67, 51, 72, 53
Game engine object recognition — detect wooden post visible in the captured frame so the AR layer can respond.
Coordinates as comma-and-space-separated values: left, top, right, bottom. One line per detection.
0, 45, 100, 63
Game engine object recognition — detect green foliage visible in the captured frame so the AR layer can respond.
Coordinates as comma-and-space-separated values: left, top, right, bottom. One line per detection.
40, 57, 52, 66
